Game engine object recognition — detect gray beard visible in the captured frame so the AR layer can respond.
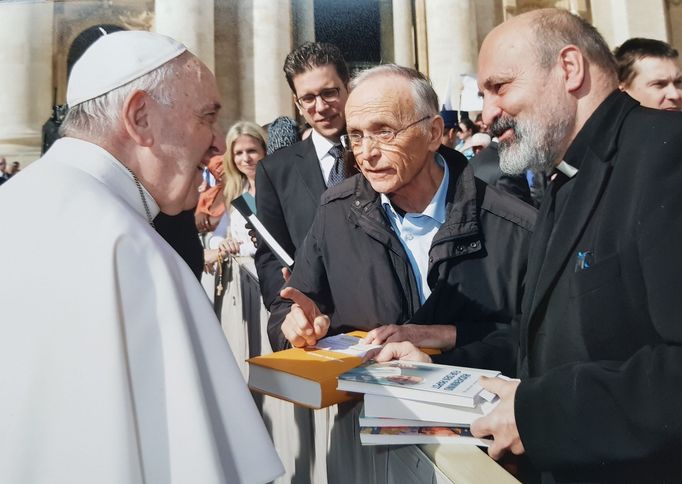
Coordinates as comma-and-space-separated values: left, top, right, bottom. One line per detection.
495, 114, 572, 176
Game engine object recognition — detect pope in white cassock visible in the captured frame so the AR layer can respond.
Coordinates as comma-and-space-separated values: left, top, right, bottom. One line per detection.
0, 31, 283, 483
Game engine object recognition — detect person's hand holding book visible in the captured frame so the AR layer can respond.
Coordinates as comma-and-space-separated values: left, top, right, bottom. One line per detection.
470, 377, 524, 460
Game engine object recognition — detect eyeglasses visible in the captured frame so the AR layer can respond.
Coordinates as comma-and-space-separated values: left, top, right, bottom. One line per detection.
340, 116, 431, 151
296, 87, 341, 109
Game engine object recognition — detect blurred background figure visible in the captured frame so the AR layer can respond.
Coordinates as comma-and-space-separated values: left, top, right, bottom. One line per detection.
0, 157, 9, 186
204, 121, 267, 270
439, 107, 459, 148
470, 132, 491, 156
474, 113, 488, 134
195, 154, 226, 233
614, 37, 682, 111
266, 115, 300, 155
454, 117, 478, 159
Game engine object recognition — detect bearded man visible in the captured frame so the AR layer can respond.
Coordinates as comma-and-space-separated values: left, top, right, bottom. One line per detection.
375, 8, 682, 482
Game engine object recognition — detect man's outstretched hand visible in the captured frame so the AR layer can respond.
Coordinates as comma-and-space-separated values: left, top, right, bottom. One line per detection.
280, 287, 330, 347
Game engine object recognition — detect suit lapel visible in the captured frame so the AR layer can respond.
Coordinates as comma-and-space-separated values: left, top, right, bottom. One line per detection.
293, 137, 327, 204
526, 149, 611, 333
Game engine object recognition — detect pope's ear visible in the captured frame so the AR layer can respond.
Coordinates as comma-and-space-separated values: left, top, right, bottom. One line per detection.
121, 90, 153, 147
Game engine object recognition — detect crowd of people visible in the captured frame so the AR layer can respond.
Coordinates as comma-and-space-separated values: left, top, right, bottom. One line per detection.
2, 6, 682, 483
0, 157, 20, 185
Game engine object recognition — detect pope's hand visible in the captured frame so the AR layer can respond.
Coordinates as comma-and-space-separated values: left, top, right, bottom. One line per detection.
470, 377, 524, 460
280, 287, 330, 347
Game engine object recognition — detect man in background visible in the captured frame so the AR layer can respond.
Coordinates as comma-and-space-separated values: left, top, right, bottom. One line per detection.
614, 37, 682, 110
255, 42, 350, 310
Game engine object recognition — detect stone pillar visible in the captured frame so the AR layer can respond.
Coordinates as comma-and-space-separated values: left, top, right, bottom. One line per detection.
425, 0, 478, 110
0, 1, 54, 164
591, 0, 669, 48
414, 0, 429, 75
292, 0, 315, 48
391, 0, 416, 68
154, 0, 215, 72
240, 0, 293, 125
379, 0, 395, 64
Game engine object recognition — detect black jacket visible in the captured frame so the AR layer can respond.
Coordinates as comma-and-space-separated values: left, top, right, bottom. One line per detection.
255, 137, 327, 309
267, 147, 536, 353
442, 92, 682, 482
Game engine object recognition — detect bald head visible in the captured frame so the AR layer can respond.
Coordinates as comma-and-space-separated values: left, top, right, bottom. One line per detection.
478, 8, 618, 174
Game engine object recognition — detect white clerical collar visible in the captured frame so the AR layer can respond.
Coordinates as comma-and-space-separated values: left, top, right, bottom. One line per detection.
52, 137, 160, 222
556, 160, 579, 178
311, 129, 337, 161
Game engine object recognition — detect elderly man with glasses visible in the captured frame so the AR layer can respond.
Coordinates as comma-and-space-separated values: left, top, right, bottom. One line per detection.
267, 65, 536, 366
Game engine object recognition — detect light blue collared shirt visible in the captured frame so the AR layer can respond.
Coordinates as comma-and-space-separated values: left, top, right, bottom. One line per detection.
381, 154, 449, 303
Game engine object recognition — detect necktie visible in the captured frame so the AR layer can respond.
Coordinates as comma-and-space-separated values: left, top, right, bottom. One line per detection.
326, 145, 346, 187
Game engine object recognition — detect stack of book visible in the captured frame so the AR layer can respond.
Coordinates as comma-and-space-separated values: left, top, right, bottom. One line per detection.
337, 360, 500, 446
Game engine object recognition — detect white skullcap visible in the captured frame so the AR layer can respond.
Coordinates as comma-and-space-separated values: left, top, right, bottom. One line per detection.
67, 30, 187, 107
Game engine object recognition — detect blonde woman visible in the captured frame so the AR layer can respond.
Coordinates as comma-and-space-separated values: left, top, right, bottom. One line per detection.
205, 121, 267, 269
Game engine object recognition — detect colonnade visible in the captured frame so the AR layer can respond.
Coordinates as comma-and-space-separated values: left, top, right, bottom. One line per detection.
0, 0, 674, 165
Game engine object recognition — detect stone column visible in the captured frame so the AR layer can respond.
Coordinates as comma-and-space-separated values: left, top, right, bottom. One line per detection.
591, 0, 669, 48
154, 0, 215, 72
414, 0, 429, 75
425, 0, 478, 110
242, 0, 293, 125
292, 0, 315, 48
379, 0, 395, 64
391, 0, 416, 68
0, 1, 54, 164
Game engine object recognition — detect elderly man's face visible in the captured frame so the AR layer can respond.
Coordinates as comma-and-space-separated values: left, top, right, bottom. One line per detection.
624, 57, 682, 111
146, 55, 226, 214
478, 22, 574, 175
345, 75, 440, 198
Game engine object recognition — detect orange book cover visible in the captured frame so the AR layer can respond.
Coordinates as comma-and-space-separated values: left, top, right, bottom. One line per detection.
246, 331, 440, 409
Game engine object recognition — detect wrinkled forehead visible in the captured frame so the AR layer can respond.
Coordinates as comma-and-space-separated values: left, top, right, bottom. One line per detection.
346, 75, 414, 124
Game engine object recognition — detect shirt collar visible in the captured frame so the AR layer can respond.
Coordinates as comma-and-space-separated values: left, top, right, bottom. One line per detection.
555, 160, 579, 178
380, 153, 449, 224
311, 129, 337, 160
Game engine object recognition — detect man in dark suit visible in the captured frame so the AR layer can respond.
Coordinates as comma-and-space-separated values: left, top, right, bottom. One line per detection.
255, 42, 350, 309
375, 8, 682, 482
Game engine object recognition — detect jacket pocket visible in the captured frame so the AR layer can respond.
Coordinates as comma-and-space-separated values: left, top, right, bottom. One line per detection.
569, 252, 620, 297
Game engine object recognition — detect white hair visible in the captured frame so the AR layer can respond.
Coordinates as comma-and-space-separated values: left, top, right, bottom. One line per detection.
60, 54, 184, 139
349, 64, 439, 127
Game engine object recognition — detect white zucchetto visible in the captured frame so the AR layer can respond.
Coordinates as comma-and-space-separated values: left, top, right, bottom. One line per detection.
66, 30, 187, 107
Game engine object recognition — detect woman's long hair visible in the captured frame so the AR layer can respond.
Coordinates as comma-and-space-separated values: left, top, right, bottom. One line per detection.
222, 121, 267, 207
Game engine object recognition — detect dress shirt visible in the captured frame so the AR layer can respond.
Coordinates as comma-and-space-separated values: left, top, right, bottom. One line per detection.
311, 129, 338, 182
381, 154, 449, 303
